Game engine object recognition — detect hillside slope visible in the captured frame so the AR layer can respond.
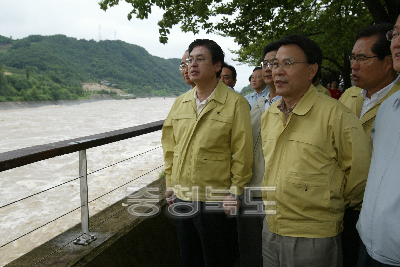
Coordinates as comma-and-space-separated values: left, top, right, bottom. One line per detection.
0, 35, 188, 101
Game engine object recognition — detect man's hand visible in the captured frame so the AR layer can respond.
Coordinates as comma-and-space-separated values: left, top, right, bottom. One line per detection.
165, 188, 175, 206
223, 194, 241, 215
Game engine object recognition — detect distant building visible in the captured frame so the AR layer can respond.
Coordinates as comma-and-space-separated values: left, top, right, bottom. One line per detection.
100, 80, 111, 86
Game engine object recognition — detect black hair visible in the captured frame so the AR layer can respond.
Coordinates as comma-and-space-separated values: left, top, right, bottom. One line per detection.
262, 41, 280, 59
356, 23, 394, 60
222, 62, 237, 80
249, 67, 263, 82
188, 39, 224, 77
275, 34, 322, 83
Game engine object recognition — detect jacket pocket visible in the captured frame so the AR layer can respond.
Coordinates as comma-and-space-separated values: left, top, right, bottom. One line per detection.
285, 132, 332, 176
208, 114, 233, 124
199, 114, 232, 150
286, 131, 326, 150
195, 152, 231, 190
172, 113, 194, 141
282, 172, 331, 221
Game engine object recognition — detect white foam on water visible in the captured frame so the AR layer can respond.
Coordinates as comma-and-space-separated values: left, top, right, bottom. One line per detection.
0, 98, 175, 266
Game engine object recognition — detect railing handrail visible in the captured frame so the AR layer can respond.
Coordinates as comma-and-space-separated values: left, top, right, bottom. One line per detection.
0, 120, 165, 172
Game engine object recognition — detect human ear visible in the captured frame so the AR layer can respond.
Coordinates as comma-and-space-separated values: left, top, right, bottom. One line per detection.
308, 63, 318, 81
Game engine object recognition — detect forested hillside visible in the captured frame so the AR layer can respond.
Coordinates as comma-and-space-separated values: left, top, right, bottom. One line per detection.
239, 84, 253, 97
0, 34, 188, 101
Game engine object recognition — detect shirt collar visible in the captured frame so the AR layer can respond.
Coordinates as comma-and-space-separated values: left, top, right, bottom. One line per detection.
265, 92, 282, 104
360, 75, 400, 101
194, 86, 216, 106
253, 88, 267, 96
277, 98, 299, 115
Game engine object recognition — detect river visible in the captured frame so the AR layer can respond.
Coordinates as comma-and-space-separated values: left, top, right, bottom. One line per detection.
0, 97, 175, 266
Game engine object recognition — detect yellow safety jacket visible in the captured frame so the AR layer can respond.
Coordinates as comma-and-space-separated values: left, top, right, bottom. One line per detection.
315, 84, 331, 96
162, 81, 253, 202
339, 81, 400, 141
261, 86, 371, 238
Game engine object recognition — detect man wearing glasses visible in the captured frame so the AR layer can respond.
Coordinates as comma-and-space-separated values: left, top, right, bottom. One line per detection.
179, 50, 196, 89
162, 39, 253, 267
339, 23, 400, 267
356, 17, 400, 267
260, 34, 371, 266
236, 41, 282, 267
340, 23, 399, 143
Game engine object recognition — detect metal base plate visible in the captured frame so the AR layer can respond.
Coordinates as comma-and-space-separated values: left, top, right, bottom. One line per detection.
73, 235, 97, 246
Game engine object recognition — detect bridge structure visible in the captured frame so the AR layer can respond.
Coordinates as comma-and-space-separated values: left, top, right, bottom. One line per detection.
0, 120, 182, 266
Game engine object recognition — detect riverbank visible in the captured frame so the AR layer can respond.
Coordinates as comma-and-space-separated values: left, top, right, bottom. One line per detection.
0, 95, 179, 110
0, 94, 119, 110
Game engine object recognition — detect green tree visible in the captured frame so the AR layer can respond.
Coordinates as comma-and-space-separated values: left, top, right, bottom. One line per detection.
99, 0, 400, 89
240, 84, 253, 97
142, 85, 153, 95
6, 75, 31, 91
0, 61, 8, 94
26, 67, 30, 81
0, 34, 187, 96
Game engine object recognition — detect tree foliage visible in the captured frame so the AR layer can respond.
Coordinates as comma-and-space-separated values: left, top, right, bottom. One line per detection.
0, 61, 9, 94
0, 34, 189, 101
239, 84, 253, 96
99, 0, 400, 89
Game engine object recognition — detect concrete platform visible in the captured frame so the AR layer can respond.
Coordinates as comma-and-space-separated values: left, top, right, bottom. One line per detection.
5, 177, 182, 267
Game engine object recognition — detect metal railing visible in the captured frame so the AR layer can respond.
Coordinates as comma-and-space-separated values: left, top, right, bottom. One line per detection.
0, 120, 164, 247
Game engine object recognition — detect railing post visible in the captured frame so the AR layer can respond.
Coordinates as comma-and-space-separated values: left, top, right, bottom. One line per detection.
74, 149, 96, 246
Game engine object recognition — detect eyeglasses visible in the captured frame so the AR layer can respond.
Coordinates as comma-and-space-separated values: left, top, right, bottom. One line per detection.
348, 55, 379, 63
268, 60, 309, 70
261, 60, 274, 70
386, 30, 400, 41
179, 63, 188, 71
186, 57, 206, 65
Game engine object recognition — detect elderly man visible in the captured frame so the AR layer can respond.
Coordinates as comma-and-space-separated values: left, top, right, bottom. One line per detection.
220, 62, 237, 89
356, 17, 400, 267
236, 41, 282, 267
260, 34, 371, 267
162, 39, 253, 267
179, 49, 196, 89
339, 23, 399, 267
245, 67, 269, 108
340, 23, 399, 142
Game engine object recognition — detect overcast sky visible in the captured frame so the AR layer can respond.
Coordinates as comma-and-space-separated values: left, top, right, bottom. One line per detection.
0, 0, 255, 91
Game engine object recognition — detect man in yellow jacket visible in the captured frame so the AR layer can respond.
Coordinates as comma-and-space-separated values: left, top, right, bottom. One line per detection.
162, 39, 253, 267
261, 34, 372, 267
339, 23, 399, 267
340, 23, 399, 142
313, 74, 331, 96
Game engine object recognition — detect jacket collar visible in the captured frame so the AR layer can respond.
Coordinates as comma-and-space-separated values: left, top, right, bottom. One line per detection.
378, 77, 400, 105
292, 85, 318, 116
254, 96, 266, 112
360, 78, 400, 123
181, 80, 228, 105
348, 87, 362, 97
393, 80, 400, 104
268, 85, 316, 115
